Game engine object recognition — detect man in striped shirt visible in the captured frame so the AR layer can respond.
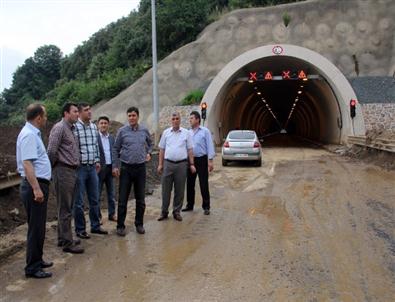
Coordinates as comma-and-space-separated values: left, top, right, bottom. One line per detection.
73, 103, 108, 238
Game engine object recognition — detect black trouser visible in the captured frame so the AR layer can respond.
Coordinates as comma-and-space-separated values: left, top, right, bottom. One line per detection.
186, 155, 210, 210
98, 164, 116, 219
117, 162, 146, 229
20, 178, 49, 274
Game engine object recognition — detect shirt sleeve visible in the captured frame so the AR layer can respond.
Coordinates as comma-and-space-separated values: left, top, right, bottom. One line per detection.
47, 124, 62, 165
20, 133, 38, 161
112, 128, 122, 168
158, 130, 166, 150
205, 128, 216, 159
146, 129, 153, 154
186, 130, 194, 150
94, 125, 100, 163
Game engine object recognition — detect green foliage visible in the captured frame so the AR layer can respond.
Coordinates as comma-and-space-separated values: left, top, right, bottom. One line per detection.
1, 0, 303, 125
181, 89, 205, 105
282, 12, 291, 27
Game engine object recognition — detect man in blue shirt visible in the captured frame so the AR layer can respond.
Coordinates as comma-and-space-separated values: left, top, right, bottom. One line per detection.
16, 103, 53, 278
112, 107, 153, 236
183, 111, 215, 215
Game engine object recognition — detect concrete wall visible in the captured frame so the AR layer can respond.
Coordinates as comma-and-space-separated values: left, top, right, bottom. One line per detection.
93, 0, 395, 133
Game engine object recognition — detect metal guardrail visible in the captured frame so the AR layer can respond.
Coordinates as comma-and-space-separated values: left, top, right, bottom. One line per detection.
0, 173, 22, 190
348, 136, 395, 153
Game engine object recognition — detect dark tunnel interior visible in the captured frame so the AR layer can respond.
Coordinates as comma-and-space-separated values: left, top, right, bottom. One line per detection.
215, 56, 342, 145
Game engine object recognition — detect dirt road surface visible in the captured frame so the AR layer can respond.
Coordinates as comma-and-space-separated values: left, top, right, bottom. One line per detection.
1, 147, 394, 301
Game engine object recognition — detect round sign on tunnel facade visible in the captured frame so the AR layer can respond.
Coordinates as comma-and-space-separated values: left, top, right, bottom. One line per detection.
202, 44, 365, 145
272, 45, 283, 55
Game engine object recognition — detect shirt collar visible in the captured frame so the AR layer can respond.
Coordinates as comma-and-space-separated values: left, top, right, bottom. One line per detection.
129, 124, 139, 131
26, 121, 40, 136
100, 131, 109, 138
171, 127, 181, 132
62, 118, 74, 130
78, 118, 91, 127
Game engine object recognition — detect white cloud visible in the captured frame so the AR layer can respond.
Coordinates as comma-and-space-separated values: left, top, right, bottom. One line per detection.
0, 0, 140, 91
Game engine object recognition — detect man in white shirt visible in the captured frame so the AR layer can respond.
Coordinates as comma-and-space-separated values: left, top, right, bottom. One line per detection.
157, 112, 196, 221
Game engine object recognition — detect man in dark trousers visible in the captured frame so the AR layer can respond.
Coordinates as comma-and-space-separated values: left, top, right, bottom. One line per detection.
112, 107, 152, 236
16, 103, 53, 278
183, 111, 215, 215
48, 103, 84, 254
97, 116, 117, 222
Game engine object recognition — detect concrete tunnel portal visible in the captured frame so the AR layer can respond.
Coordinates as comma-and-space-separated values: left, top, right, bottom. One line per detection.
202, 44, 365, 145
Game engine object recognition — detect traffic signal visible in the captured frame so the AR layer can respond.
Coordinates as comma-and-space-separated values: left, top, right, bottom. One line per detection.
350, 99, 357, 118
201, 102, 207, 120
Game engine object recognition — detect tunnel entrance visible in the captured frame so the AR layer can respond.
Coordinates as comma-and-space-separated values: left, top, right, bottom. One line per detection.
202, 44, 365, 145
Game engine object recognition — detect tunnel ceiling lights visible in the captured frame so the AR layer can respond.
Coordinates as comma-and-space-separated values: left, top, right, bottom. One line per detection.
284, 90, 304, 129
258, 92, 281, 129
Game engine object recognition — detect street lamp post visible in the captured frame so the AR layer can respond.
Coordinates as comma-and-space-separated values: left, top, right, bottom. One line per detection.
151, 0, 159, 145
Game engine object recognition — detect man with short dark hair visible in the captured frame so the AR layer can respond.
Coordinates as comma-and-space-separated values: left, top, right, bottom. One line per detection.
48, 102, 84, 254
17, 103, 53, 278
157, 112, 196, 222
74, 103, 107, 238
183, 111, 215, 215
112, 107, 152, 236
97, 116, 116, 222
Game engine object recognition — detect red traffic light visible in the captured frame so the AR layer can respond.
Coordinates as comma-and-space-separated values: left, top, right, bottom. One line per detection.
350, 99, 357, 118
201, 102, 207, 109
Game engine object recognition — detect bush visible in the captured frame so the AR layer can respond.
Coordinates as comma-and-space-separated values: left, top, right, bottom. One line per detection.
180, 89, 205, 105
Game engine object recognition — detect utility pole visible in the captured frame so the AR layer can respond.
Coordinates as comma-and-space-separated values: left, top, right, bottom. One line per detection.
151, 0, 160, 145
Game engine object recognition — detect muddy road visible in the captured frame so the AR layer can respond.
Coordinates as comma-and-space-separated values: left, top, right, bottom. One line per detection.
1, 147, 394, 301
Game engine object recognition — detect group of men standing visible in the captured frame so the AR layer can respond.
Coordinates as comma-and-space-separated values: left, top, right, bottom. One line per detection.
16, 102, 215, 279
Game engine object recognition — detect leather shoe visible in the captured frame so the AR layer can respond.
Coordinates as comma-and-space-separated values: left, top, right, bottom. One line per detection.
58, 239, 81, 247
76, 231, 90, 239
173, 213, 183, 221
116, 228, 126, 237
63, 244, 84, 254
204, 209, 210, 215
109, 215, 117, 222
41, 261, 53, 269
136, 225, 145, 234
91, 227, 108, 235
182, 207, 193, 212
26, 270, 52, 279
157, 214, 169, 221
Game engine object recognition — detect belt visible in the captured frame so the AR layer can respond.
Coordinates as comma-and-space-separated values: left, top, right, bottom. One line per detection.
121, 162, 145, 168
56, 162, 78, 170
80, 163, 95, 166
24, 177, 50, 185
165, 159, 188, 164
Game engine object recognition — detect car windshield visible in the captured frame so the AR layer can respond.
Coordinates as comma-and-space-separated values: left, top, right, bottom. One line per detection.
228, 131, 255, 140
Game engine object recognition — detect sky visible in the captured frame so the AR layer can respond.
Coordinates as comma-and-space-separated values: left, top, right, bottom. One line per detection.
0, 0, 141, 92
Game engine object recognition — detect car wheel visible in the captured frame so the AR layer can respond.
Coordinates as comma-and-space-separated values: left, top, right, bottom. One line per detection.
222, 158, 228, 166
256, 160, 262, 167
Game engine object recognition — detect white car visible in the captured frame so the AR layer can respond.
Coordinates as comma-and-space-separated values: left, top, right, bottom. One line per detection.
221, 130, 262, 166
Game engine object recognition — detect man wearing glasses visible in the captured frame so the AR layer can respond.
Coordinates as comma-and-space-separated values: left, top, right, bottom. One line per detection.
157, 112, 196, 222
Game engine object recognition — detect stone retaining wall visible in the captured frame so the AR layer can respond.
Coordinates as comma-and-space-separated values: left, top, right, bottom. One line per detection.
159, 105, 200, 131
361, 103, 395, 132
160, 104, 395, 134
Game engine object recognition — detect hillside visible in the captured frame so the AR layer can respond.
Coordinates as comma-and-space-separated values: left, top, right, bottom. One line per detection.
0, 0, 302, 125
